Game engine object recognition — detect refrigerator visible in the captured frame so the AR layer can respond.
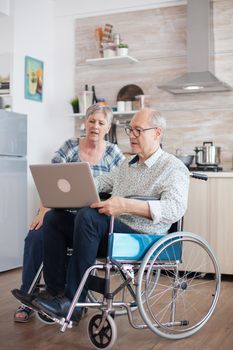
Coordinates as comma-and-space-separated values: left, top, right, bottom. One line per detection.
0, 110, 27, 272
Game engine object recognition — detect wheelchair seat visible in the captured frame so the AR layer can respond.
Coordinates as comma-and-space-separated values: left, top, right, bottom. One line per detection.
110, 232, 182, 261
110, 215, 183, 261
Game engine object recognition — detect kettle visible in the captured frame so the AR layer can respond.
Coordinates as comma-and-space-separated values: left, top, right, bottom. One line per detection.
194, 142, 221, 166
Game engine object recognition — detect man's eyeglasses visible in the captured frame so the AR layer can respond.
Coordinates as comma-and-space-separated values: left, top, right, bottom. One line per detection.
125, 126, 158, 137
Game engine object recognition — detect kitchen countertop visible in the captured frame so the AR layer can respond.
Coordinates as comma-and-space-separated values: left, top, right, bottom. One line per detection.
190, 171, 233, 178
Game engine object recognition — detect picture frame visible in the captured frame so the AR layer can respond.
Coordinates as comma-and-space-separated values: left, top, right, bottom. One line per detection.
24, 56, 44, 102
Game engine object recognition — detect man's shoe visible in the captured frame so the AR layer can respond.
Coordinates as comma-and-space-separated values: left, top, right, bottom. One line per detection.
11, 289, 38, 310
33, 294, 70, 317
33, 294, 83, 325
11, 289, 53, 312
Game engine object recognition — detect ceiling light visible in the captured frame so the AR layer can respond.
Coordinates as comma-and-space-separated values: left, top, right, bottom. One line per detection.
183, 85, 204, 91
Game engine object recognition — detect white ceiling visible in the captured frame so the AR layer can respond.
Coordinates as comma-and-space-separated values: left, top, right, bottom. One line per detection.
0, 0, 186, 19
53, 0, 186, 18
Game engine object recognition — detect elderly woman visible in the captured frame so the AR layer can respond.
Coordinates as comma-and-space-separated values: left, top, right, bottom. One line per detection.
14, 103, 124, 322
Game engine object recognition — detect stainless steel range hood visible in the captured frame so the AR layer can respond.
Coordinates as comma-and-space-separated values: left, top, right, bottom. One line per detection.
158, 0, 232, 94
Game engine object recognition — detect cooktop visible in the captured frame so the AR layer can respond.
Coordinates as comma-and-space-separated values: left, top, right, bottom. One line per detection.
189, 165, 223, 172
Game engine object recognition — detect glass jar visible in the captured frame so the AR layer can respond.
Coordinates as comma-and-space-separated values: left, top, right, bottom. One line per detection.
102, 42, 116, 58
79, 91, 93, 113
135, 95, 151, 109
113, 33, 121, 46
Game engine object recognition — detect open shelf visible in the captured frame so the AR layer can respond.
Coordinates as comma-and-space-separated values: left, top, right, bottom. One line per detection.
85, 55, 138, 66
113, 110, 138, 116
69, 110, 138, 118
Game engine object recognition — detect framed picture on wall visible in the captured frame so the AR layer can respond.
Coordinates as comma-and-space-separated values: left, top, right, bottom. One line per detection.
24, 56, 44, 102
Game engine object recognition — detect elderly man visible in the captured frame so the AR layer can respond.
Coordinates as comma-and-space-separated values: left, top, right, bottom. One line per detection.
14, 108, 190, 324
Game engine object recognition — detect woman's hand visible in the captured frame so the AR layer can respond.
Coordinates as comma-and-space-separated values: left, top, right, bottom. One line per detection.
30, 207, 50, 230
91, 196, 127, 216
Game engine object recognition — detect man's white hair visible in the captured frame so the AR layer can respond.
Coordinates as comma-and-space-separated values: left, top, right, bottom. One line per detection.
142, 108, 166, 139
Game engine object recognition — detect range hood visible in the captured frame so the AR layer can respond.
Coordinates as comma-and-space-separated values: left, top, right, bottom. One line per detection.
158, 0, 232, 94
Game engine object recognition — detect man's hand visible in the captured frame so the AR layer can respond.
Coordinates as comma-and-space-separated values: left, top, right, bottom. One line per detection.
91, 196, 152, 219
30, 207, 50, 230
91, 196, 127, 216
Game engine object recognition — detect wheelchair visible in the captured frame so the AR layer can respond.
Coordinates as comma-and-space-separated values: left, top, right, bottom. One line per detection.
26, 172, 221, 349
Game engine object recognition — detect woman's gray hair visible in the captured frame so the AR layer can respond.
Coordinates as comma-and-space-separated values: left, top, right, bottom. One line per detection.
85, 104, 113, 124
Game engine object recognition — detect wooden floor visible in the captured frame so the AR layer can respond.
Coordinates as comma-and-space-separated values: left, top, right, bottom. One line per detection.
1, 268, 233, 350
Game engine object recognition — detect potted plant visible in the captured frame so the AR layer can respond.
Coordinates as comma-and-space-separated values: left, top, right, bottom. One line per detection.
117, 43, 129, 57
70, 97, 80, 113
4, 104, 11, 111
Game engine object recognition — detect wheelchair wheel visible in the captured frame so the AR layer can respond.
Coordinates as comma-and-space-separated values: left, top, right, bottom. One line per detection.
36, 311, 56, 325
87, 313, 117, 350
137, 232, 221, 339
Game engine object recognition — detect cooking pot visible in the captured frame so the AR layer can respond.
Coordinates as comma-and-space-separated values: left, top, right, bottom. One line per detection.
194, 142, 221, 166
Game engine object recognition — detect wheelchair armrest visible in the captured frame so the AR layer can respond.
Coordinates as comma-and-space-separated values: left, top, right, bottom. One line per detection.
126, 195, 182, 233
125, 195, 160, 201
190, 172, 208, 181
109, 194, 182, 235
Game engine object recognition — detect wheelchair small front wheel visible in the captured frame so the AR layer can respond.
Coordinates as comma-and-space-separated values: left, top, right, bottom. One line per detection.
87, 313, 117, 350
36, 311, 56, 325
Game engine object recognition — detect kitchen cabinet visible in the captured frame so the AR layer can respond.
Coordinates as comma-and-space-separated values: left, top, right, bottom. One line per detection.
183, 174, 233, 274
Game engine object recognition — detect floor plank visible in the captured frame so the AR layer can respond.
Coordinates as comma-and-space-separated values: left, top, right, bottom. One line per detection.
0, 268, 233, 350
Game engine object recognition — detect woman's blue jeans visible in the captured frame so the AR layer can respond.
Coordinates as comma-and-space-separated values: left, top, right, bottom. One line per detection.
20, 228, 44, 293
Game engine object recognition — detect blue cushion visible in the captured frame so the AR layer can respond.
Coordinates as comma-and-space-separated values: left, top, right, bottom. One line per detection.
111, 233, 182, 261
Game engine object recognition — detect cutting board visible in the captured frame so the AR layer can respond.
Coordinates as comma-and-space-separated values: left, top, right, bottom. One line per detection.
117, 84, 144, 101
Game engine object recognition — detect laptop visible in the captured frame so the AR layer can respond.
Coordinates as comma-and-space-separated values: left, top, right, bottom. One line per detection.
30, 162, 100, 209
